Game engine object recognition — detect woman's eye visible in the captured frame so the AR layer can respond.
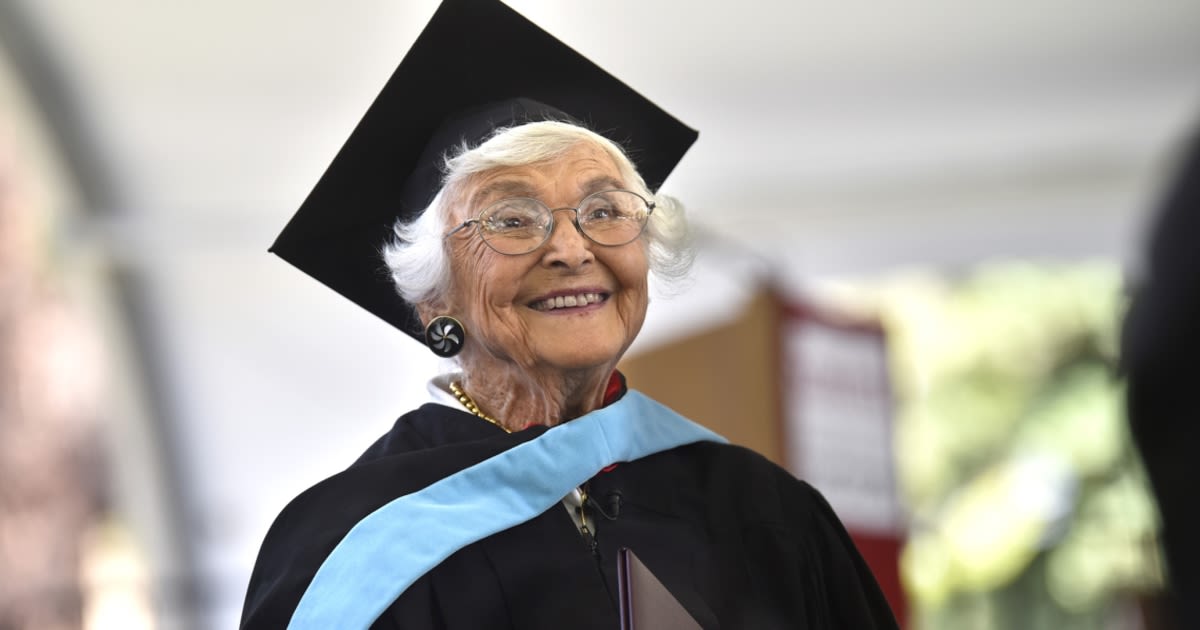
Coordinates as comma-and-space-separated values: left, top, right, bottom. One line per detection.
486, 218, 525, 232
484, 208, 540, 233
585, 205, 617, 221
497, 216, 530, 228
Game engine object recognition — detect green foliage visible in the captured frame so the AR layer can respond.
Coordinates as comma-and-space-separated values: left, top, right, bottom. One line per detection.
867, 262, 1161, 629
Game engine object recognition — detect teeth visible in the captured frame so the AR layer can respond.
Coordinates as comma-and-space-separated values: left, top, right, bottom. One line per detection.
533, 292, 603, 311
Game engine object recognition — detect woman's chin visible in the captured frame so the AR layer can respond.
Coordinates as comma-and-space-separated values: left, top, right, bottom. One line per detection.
521, 335, 627, 373
532, 348, 623, 373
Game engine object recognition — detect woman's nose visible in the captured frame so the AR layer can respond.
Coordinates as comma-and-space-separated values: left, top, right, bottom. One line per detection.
540, 208, 594, 268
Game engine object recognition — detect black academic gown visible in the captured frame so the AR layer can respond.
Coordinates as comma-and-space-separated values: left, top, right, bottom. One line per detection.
241, 397, 898, 629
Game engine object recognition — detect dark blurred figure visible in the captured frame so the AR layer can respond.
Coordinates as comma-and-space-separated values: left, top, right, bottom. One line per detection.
1123, 126, 1200, 629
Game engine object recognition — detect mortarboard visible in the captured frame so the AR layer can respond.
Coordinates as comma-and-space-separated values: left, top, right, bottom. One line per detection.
270, 0, 698, 342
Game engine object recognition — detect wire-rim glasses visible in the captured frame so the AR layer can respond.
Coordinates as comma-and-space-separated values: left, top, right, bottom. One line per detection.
444, 189, 656, 256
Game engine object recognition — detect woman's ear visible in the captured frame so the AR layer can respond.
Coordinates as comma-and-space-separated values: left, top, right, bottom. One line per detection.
415, 298, 449, 327
414, 302, 435, 328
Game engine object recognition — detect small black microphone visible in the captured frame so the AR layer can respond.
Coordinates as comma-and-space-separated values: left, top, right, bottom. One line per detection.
589, 490, 622, 520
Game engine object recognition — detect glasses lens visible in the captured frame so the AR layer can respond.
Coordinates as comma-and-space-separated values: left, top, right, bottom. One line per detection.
576, 191, 650, 245
478, 198, 551, 254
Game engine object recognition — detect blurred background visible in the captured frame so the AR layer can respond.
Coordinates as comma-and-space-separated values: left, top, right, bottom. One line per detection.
2, 1, 1198, 628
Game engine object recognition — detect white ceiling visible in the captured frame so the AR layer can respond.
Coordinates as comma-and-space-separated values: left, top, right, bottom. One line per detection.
20, 0, 1200, 263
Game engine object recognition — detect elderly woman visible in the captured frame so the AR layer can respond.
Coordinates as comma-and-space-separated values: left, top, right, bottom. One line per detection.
241, 1, 898, 628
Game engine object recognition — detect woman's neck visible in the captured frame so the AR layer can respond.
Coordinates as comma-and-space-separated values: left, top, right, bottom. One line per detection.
456, 357, 616, 432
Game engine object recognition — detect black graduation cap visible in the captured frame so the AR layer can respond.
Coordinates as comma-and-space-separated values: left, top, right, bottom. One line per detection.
270, 0, 698, 343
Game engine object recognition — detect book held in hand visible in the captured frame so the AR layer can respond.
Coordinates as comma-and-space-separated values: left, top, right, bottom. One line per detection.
617, 548, 702, 630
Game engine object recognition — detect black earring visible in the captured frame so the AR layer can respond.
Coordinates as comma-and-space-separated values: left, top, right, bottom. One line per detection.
425, 316, 466, 357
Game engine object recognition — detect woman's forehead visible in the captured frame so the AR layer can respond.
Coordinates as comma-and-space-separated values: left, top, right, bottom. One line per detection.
467, 144, 624, 205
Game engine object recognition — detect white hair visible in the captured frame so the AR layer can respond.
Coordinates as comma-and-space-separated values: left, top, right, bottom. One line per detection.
382, 120, 693, 311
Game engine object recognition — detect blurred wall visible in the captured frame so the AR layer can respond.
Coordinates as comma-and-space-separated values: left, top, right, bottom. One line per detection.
620, 288, 782, 463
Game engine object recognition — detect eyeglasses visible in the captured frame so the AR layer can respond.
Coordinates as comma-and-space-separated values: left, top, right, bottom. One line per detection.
444, 189, 655, 256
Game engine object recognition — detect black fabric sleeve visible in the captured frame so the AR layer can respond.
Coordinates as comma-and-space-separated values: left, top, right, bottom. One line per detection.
798, 482, 900, 629
240, 427, 536, 629
686, 442, 900, 628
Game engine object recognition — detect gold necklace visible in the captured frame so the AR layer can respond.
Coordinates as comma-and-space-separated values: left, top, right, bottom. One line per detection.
449, 381, 511, 434
450, 382, 593, 538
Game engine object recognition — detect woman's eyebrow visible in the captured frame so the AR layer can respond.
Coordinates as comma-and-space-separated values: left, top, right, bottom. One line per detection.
580, 176, 625, 194
471, 175, 627, 208
471, 180, 538, 206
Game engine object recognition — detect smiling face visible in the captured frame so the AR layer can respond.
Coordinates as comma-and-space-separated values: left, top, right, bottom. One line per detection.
434, 141, 650, 374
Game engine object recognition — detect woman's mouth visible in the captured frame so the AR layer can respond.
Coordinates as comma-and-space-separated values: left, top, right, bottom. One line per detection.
528, 291, 609, 312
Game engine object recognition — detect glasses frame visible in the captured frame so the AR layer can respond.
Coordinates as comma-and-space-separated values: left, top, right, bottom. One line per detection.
443, 189, 657, 256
